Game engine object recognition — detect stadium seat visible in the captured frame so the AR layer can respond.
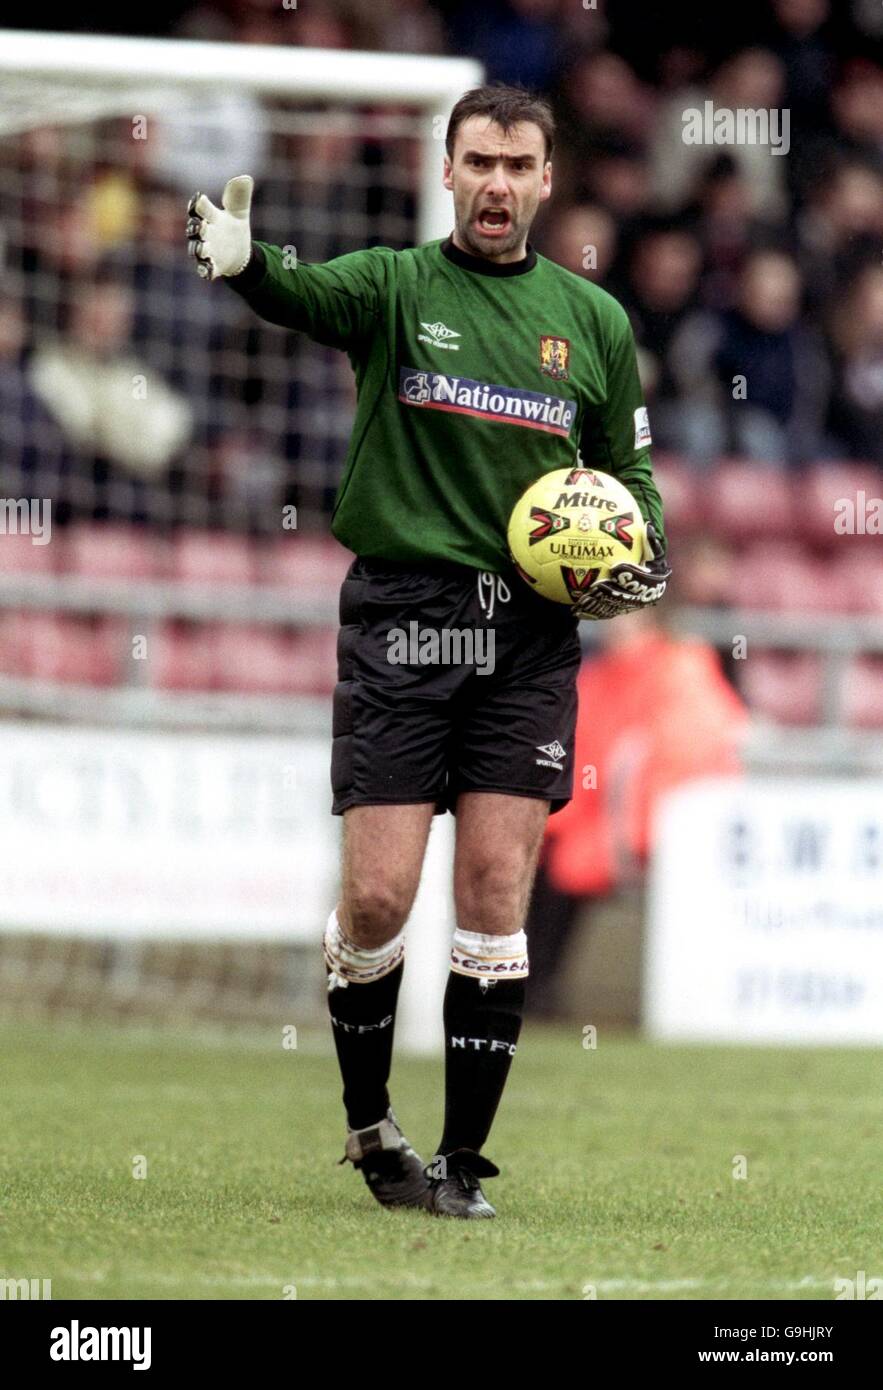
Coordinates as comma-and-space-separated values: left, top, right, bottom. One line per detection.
798, 462, 882, 546
835, 553, 883, 616
284, 626, 339, 695
675, 537, 735, 607
63, 523, 162, 580
709, 459, 793, 543
261, 535, 354, 595
1, 612, 125, 685
738, 650, 822, 725
647, 455, 697, 537
212, 623, 299, 695
727, 542, 818, 612
0, 529, 56, 573
726, 542, 862, 614
842, 657, 883, 730
171, 530, 257, 585
149, 621, 214, 691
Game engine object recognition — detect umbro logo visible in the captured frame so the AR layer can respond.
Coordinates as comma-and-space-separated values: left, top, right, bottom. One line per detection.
536, 740, 567, 770
417, 320, 461, 351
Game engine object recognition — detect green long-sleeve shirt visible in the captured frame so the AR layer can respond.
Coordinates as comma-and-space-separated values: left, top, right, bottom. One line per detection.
229, 235, 665, 571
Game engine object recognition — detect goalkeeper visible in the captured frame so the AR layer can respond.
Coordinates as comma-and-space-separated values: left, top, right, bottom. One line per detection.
186, 83, 668, 1219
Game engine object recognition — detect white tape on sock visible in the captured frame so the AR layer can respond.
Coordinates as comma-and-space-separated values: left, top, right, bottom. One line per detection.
451, 927, 529, 981
323, 910, 405, 990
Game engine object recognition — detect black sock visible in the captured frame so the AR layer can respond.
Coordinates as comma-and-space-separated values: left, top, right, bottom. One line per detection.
437, 971, 525, 1156
327, 962, 403, 1130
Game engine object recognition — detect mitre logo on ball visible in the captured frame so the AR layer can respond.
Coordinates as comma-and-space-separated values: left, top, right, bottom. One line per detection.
508, 467, 646, 613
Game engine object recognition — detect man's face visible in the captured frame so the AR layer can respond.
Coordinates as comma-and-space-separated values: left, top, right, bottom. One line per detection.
443, 116, 551, 262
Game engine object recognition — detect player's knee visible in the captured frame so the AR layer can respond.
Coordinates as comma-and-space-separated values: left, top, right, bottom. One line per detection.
456, 853, 531, 929
343, 882, 411, 946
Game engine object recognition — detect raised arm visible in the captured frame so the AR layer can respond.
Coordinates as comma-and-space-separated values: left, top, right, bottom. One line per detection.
186, 175, 387, 352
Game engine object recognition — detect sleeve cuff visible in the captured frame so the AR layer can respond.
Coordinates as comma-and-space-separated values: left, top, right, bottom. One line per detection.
226, 242, 267, 292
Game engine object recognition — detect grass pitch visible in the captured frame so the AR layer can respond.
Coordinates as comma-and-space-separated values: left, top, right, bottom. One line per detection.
1, 1018, 880, 1301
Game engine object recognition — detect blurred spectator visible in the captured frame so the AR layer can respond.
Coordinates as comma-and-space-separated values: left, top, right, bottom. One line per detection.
768, 0, 834, 131
649, 48, 789, 220
830, 60, 883, 161
353, 0, 445, 55
127, 177, 244, 450
796, 159, 883, 313
706, 249, 831, 465
445, 0, 566, 90
541, 201, 617, 281
28, 275, 192, 519
826, 263, 883, 462
618, 225, 710, 455
0, 298, 71, 496
684, 154, 781, 309
558, 48, 655, 160
578, 149, 653, 227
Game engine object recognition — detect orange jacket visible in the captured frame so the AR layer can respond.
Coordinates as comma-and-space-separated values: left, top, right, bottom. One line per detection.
545, 631, 748, 896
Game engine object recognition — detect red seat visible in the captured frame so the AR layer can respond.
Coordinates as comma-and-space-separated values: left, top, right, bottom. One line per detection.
212, 623, 298, 695
172, 530, 257, 585
150, 621, 214, 691
709, 459, 794, 543
799, 462, 882, 546
63, 523, 161, 580
261, 535, 353, 595
0, 529, 56, 573
0, 612, 124, 685
727, 543, 857, 614
738, 650, 822, 725
677, 537, 735, 606
843, 657, 883, 730
283, 626, 339, 695
648, 455, 698, 537
727, 543, 817, 612
835, 553, 883, 616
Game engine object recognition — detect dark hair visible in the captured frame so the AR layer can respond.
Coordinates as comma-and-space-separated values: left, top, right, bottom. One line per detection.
446, 82, 555, 164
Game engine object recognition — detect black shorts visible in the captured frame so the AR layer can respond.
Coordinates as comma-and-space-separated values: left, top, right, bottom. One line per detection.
331, 556, 582, 817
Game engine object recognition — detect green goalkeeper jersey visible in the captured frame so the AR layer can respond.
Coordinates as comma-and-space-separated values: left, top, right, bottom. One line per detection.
229, 235, 665, 572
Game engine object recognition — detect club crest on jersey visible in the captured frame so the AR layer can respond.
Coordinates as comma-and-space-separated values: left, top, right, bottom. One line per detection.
539, 334, 570, 381
599, 511, 635, 545
561, 565, 602, 600
528, 506, 570, 545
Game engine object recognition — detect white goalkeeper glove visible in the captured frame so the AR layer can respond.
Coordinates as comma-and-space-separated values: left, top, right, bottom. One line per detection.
186, 175, 254, 281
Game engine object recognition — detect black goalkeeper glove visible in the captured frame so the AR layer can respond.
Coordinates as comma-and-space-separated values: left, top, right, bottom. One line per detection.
572, 523, 671, 621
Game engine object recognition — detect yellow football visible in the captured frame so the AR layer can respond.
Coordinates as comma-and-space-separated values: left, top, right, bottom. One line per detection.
507, 465, 647, 610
